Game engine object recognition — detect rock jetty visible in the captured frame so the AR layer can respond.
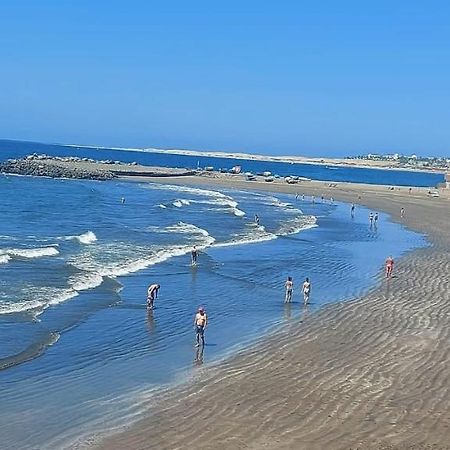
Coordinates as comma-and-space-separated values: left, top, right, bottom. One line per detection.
0, 154, 116, 180
0, 153, 198, 180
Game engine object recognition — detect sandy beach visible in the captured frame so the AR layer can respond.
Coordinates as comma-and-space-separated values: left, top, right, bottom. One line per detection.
89, 174, 450, 450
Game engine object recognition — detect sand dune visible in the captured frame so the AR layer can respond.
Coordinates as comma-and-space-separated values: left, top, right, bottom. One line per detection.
95, 178, 450, 450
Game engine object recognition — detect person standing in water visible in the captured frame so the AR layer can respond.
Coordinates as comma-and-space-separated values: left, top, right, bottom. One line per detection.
191, 246, 198, 265
194, 307, 208, 347
374, 213, 379, 227
400, 207, 405, 219
284, 276, 293, 303
385, 256, 394, 278
302, 278, 311, 305
369, 212, 374, 227
147, 283, 160, 309
255, 214, 260, 226
351, 203, 355, 218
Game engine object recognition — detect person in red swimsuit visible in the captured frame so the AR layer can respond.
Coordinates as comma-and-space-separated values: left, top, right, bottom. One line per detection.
385, 256, 394, 278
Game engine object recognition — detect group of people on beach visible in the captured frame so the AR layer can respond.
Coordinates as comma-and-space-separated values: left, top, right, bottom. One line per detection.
145, 192, 398, 349
146, 247, 207, 347
284, 276, 311, 305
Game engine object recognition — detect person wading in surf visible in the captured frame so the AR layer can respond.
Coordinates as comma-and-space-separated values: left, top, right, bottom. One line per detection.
194, 307, 208, 347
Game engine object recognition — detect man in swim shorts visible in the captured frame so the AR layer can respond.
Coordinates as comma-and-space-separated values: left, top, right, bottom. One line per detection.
285, 276, 293, 303
147, 283, 160, 309
194, 307, 208, 347
302, 277, 311, 305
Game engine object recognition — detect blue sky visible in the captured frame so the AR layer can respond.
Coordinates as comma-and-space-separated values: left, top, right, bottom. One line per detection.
0, 1, 449, 157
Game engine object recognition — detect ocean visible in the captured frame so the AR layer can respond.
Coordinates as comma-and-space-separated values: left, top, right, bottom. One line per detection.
0, 142, 428, 448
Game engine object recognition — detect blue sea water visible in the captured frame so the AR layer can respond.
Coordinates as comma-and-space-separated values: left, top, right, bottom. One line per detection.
0, 139, 445, 187
0, 158, 427, 447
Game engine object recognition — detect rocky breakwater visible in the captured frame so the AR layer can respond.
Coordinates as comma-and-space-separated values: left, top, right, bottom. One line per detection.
0, 154, 116, 180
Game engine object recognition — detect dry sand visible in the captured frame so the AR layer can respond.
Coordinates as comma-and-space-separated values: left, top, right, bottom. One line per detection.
95, 175, 450, 450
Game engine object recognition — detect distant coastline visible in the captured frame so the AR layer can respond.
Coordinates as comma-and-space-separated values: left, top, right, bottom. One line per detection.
60, 143, 446, 175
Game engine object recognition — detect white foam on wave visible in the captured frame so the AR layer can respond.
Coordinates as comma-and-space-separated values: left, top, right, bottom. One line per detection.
233, 208, 246, 217
0, 246, 60, 259
146, 183, 246, 217
0, 254, 11, 264
172, 198, 191, 208
65, 231, 98, 245
146, 222, 214, 240
0, 288, 79, 316
158, 204, 167, 209
69, 223, 216, 282
214, 224, 277, 248
69, 272, 104, 292
277, 215, 318, 236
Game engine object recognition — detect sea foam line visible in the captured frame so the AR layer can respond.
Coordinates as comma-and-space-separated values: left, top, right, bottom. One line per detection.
0, 246, 59, 260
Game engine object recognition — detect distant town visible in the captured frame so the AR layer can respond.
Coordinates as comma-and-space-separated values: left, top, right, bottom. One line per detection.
347, 153, 450, 171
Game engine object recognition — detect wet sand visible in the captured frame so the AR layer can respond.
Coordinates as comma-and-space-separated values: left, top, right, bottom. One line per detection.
96, 175, 450, 450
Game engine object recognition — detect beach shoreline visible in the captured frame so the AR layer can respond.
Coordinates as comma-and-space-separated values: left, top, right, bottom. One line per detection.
87, 174, 450, 450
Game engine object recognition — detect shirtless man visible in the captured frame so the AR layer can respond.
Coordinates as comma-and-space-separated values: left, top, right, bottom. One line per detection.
385, 256, 394, 278
191, 246, 198, 265
285, 276, 293, 303
147, 283, 160, 309
302, 278, 311, 305
194, 307, 208, 347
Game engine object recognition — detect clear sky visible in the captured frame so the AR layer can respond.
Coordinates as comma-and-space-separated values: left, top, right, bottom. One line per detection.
1, 1, 449, 157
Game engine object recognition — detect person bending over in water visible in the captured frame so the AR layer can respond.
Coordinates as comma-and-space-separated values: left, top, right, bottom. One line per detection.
385, 256, 394, 278
191, 246, 198, 265
194, 307, 208, 347
302, 278, 311, 305
147, 283, 160, 309
285, 276, 293, 303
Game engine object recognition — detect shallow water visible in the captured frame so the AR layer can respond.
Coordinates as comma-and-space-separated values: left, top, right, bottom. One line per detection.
0, 175, 426, 449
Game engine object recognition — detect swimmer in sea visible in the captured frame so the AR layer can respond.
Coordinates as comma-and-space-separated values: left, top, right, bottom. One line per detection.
191, 246, 198, 265
194, 307, 208, 347
255, 214, 260, 226
285, 276, 293, 303
302, 277, 311, 305
351, 203, 355, 218
147, 283, 160, 310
